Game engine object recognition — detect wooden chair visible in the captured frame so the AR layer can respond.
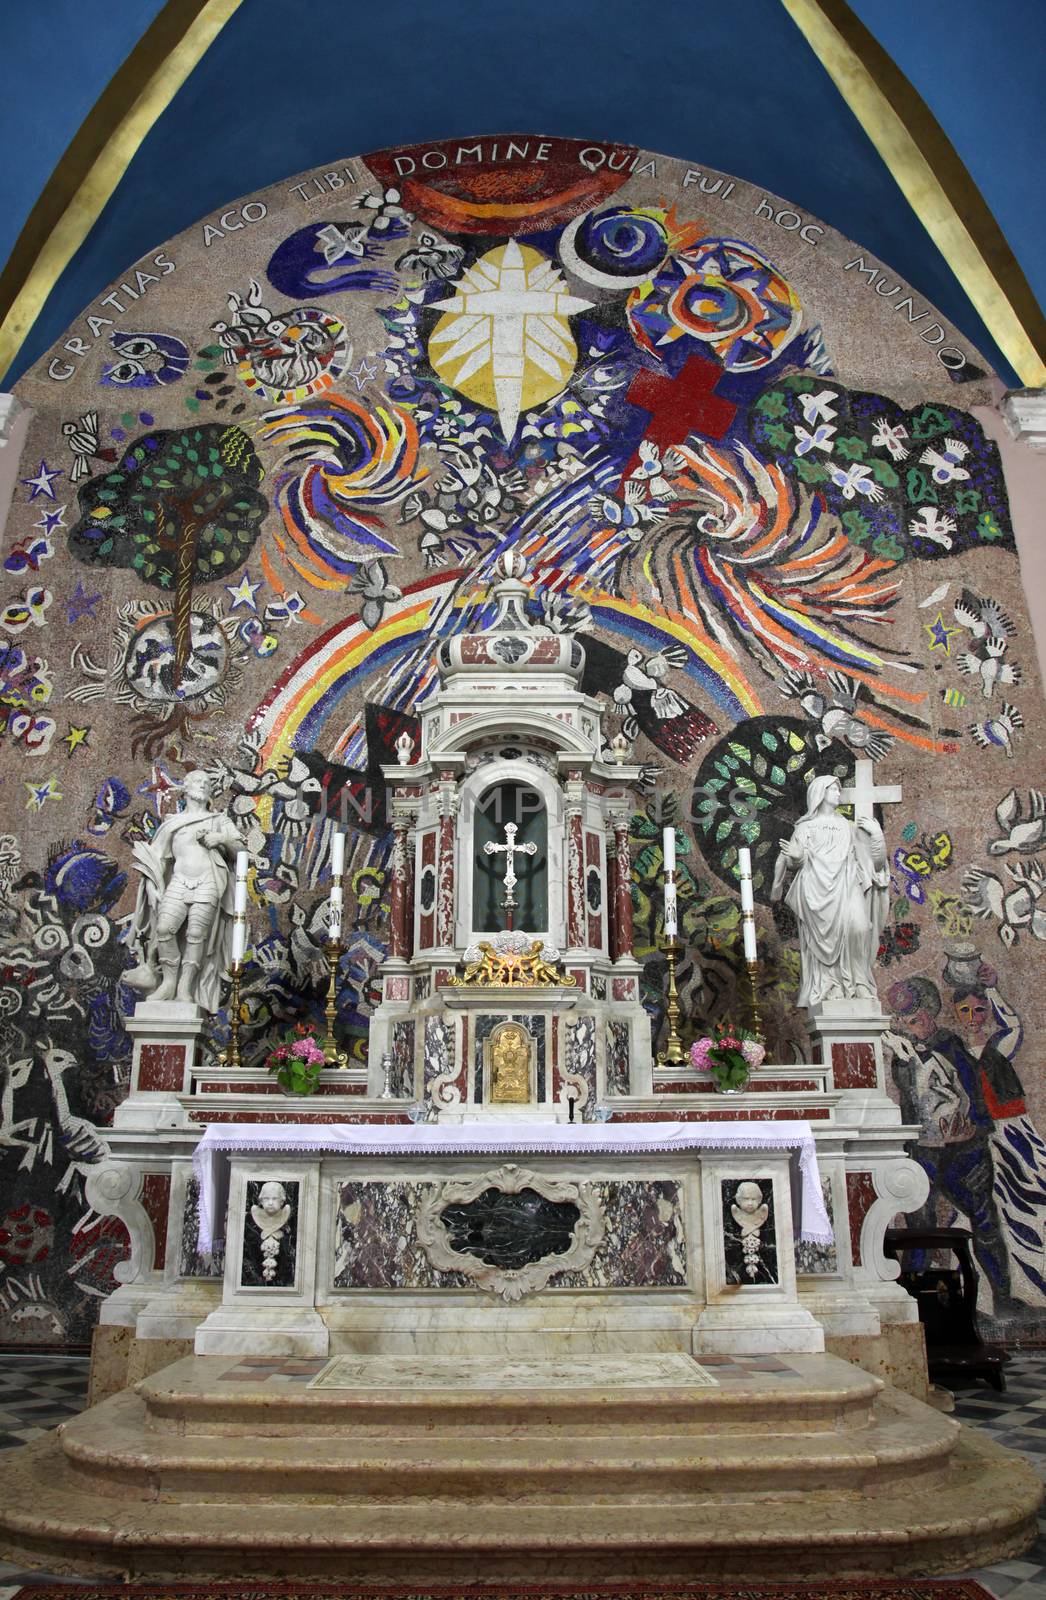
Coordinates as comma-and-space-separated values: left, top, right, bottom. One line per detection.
883, 1226, 1009, 1392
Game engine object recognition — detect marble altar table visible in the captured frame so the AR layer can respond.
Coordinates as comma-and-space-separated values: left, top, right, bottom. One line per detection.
187, 1117, 833, 1359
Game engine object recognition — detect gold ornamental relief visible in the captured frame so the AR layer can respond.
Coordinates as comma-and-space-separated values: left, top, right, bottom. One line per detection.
489, 1022, 533, 1104
450, 939, 577, 988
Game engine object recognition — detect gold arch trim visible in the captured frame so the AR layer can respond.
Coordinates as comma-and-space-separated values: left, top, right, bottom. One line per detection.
0, 0, 243, 386
782, 0, 1046, 386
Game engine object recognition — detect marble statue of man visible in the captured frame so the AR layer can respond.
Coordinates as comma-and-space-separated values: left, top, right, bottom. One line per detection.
770, 771, 889, 1009
125, 770, 243, 1011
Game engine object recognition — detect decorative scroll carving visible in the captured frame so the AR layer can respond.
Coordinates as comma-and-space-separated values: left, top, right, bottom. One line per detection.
417, 1163, 605, 1300
84, 1161, 152, 1284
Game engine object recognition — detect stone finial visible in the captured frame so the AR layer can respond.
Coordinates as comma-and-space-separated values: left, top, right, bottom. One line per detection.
1001, 388, 1046, 451
495, 549, 528, 581
0, 395, 25, 448
608, 731, 633, 765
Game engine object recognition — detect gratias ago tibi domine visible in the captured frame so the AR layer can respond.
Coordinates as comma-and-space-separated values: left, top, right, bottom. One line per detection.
0, 8, 1044, 1576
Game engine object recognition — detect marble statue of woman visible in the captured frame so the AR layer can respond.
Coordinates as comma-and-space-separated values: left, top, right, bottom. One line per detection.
124, 770, 243, 1012
770, 771, 889, 1009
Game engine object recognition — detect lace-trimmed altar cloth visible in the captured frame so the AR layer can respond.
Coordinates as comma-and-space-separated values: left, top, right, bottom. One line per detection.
192, 1119, 834, 1254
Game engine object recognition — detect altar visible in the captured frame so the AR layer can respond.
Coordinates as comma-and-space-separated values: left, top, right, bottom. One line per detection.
84, 554, 933, 1383
3, 557, 1041, 1585
187, 1116, 832, 1359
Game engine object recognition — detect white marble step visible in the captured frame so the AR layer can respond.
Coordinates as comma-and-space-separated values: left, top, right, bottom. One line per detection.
62, 1384, 957, 1503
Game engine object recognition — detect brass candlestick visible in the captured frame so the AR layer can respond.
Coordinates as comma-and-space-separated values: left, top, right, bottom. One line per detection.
218, 961, 244, 1067
322, 939, 349, 1068
744, 956, 765, 1046
656, 936, 687, 1067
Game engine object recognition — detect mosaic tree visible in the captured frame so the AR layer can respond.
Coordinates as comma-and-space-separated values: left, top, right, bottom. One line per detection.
69, 423, 267, 688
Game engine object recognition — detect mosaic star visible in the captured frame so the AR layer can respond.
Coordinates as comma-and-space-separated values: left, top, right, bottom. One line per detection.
24, 774, 61, 810
21, 460, 63, 501
428, 240, 593, 443
924, 611, 962, 653
34, 504, 66, 535
226, 570, 262, 611
62, 725, 90, 756
66, 582, 102, 624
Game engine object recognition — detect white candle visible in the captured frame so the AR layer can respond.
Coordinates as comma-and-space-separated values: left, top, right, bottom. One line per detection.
662, 826, 676, 874
737, 846, 754, 915
664, 881, 678, 938
331, 829, 345, 878
231, 917, 246, 967
329, 881, 343, 941
742, 915, 758, 963
233, 850, 249, 916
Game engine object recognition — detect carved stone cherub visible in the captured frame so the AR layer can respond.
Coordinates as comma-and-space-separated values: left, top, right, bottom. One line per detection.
730, 1179, 769, 1282
250, 1180, 292, 1283
731, 1179, 769, 1236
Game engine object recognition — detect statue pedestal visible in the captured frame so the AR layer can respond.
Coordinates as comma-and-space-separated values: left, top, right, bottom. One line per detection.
805, 998, 893, 1113
114, 999, 204, 1131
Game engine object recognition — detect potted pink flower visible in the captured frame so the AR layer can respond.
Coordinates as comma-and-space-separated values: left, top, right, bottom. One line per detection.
265, 1025, 326, 1095
689, 1022, 765, 1093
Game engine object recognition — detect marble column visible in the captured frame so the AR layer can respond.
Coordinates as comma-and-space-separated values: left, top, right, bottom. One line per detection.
610, 815, 634, 962
436, 774, 457, 948
388, 820, 412, 960
565, 771, 585, 949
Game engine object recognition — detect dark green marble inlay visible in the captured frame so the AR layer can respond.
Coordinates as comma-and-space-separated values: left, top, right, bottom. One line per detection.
441, 1186, 579, 1270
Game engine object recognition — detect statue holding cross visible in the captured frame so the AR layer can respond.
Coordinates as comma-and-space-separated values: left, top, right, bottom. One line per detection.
771, 764, 897, 1009
484, 820, 537, 931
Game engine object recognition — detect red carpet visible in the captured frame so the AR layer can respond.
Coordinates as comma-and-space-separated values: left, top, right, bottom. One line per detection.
14, 1581, 994, 1600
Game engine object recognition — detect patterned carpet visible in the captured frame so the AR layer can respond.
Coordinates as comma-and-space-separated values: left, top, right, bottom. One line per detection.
0, 1351, 1043, 1598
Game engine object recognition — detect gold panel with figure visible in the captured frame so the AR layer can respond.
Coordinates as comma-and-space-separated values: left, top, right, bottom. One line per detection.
488, 1021, 534, 1103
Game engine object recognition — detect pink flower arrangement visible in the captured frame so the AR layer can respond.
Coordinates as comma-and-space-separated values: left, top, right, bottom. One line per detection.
689, 1022, 764, 1090
265, 1028, 327, 1094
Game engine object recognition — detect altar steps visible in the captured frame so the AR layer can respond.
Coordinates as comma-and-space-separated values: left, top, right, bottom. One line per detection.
61, 1384, 957, 1504
141, 1352, 884, 1438
0, 1351, 1039, 1582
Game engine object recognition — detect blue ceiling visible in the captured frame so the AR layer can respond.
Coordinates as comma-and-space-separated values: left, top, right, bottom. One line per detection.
2, 0, 1043, 388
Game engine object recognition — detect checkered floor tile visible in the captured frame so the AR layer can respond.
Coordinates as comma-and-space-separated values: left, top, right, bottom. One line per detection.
0, 1348, 1043, 1593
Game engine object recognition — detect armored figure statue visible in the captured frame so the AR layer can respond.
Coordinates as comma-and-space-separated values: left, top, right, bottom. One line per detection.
125, 770, 243, 1011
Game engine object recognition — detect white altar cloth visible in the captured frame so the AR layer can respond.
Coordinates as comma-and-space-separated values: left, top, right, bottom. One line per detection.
193, 1119, 834, 1252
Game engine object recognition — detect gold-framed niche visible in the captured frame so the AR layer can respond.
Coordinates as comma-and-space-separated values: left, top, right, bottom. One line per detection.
486, 1020, 536, 1104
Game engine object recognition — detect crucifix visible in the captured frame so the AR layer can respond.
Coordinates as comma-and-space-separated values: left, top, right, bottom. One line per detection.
484, 821, 537, 931
840, 758, 902, 822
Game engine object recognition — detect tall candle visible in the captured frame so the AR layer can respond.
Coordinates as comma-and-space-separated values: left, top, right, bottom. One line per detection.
663, 881, 678, 939
662, 826, 676, 874
233, 850, 249, 916
331, 829, 345, 878
231, 916, 246, 967
737, 846, 754, 915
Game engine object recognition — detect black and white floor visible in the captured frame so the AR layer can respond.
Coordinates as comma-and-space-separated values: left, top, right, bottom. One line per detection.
0, 1350, 1042, 1597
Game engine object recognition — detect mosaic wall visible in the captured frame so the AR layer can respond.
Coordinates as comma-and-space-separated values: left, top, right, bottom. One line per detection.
0, 136, 1043, 1342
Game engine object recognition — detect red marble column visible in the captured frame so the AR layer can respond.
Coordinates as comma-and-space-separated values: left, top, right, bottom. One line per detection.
566, 784, 585, 949
436, 777, 457, 948
388, 821, 411, 960
611, 818, 634, 961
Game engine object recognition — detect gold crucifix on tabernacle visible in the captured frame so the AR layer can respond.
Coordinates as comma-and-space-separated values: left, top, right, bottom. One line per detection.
483, 821, 536, 931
